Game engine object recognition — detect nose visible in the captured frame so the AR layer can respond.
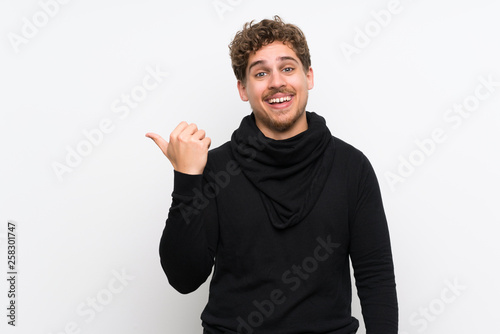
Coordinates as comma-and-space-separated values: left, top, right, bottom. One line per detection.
268, 71, 286, 89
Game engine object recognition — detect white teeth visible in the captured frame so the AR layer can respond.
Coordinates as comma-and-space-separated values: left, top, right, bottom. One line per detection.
268, 96, 291, 104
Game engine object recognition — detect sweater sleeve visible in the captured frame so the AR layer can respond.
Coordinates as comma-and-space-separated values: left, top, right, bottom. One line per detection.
159, 170, 218, 294
349, 154, 398, 333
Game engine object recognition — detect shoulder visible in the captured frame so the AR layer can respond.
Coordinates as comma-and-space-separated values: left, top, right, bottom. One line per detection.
208, 141, 232, 159
206, 141, 233, 170
331, 136, 369, 168
330, 137, 384, 206
330, 136, 380, 190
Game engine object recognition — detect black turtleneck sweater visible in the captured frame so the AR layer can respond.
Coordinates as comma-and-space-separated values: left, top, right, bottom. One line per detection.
159, 112, 398, 334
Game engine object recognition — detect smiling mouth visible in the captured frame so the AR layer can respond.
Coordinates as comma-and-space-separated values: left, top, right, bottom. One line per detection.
265, 91, 295, 107
267, 96, 292, 104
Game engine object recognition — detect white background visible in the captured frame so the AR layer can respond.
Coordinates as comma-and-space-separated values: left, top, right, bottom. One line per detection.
1, 0, 499, 333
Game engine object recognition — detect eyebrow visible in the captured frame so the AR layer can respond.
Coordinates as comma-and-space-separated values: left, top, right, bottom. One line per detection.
248, 56, 300, 73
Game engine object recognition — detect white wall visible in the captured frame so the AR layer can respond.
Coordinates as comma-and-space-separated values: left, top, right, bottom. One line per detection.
1, 0, 499, 333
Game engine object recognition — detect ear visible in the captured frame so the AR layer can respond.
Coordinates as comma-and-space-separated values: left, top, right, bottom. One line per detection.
306, 67, 314, 90
237, 80, 249, 102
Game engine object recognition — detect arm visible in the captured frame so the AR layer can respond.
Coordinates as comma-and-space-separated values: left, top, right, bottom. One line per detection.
146, 122, 217, 293
159, 170, 218, 293
349, 154, 398, 333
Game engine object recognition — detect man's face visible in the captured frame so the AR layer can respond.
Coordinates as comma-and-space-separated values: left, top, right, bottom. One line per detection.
237, 41, 314, 139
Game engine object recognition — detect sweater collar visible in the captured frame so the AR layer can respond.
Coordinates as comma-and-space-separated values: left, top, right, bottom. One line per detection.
230, 111, 335, 229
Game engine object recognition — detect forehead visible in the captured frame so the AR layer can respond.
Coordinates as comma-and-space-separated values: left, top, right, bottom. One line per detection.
247, 41, 300, 69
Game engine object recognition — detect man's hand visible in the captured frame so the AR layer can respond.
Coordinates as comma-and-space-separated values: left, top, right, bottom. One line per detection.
146, 122, 211, 175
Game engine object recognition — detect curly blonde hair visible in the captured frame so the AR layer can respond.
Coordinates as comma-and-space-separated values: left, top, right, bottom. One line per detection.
229, 15, 311, 83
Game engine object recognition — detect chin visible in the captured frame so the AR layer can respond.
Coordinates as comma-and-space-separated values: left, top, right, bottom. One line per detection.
265, 108, 305, 132
269, 118, 296, 132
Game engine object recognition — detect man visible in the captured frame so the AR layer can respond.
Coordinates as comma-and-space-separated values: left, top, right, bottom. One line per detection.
146, 16, 398, 334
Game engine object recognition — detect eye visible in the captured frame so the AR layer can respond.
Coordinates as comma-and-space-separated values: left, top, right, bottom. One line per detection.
283, 67, 294, 73
255, 72, 266, 78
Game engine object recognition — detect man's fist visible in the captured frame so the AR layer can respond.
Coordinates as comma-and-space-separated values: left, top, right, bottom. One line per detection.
146, 122, 211, 175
